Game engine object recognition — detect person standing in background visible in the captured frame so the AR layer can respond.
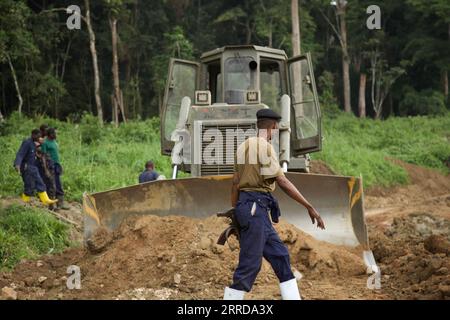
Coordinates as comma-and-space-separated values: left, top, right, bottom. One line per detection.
37, 124, 56, 210
41, 128, 69, 210
39, 124, 48, 143
14, 129, 58, 206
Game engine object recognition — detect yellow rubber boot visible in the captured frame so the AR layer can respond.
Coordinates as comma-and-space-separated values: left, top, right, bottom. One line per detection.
37, 192, 58, 206
21, 193, 31, 203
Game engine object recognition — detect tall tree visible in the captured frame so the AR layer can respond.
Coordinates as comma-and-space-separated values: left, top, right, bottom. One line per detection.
85, 0, 104, 125
368, 36, 405, 119
6, 54, 23, 114
291, 0, 301, 55
335, 0, 351, 113
317, 0, 351, 112
105, 0, 130, 126
358, 73, 366, 118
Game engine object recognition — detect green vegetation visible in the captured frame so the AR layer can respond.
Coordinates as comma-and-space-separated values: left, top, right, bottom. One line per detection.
1, 112, 449, 200
0, 113, 175, 201
1, 1, 449, 121
314, 112, 450, 188
0, 204, 71, 270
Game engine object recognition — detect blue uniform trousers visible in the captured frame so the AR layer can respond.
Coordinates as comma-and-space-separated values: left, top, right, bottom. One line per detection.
54, 163, 64, 197
230, 191, 295, 292
22, 165, 46, 196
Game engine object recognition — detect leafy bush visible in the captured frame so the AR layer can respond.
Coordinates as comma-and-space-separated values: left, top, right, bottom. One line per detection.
317, 71, 342, 119
399, 88, 448, 116
80, 112, 104, 144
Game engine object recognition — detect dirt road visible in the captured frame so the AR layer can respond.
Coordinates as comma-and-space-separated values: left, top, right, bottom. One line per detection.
1, 160, 449, 300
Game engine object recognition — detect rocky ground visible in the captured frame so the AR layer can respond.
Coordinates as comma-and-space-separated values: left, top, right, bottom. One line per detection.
1, 160, 449, 300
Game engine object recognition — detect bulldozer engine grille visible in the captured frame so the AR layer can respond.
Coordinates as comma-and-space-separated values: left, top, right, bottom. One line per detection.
200, 123, 256, 176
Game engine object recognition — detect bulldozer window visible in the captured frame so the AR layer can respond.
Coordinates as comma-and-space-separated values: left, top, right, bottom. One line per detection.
207, 61, 222, 103
224, 57, 255, 104
164, 63, 197, 140
289, 59, 318, 140
260, 60, 282, 114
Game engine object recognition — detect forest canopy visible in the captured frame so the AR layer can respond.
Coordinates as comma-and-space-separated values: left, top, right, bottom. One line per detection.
0, 0, 449, 122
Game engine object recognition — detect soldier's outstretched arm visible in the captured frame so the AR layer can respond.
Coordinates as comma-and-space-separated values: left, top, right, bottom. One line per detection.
276, 175, 325, 229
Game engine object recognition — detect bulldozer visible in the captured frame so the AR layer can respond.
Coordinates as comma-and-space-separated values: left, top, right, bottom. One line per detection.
83, 45, 377, 271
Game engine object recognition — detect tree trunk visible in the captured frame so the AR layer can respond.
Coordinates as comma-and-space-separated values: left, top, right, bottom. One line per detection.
60, 36, 72, 82
6, 54, 23, 115
290, 0, 303, 117
110, 16, 126, 126
0, 74, 4, 121
245, 19, 252, 44
444, 24, 450, 100
85, 0, 103, 126
358, 73, 366, 118
1, 71, 6, 117
268, 20, 273, 47
338, 4, 351, 113
291, 0, 301, 56
370, 54, 378, 119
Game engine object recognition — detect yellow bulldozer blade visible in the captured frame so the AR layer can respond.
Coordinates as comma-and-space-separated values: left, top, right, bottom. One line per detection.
82, 172, 369, 249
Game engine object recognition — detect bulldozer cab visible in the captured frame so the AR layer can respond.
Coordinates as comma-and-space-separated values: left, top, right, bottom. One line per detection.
161, 46, 322, 160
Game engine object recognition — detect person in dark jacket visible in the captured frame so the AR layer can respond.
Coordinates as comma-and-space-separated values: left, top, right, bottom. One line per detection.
138, 160, 160, 183
14, 129, 57, 205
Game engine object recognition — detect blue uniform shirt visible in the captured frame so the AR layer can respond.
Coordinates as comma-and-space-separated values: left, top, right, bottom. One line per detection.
14, 138, 38, 169
139, 170, 159, 183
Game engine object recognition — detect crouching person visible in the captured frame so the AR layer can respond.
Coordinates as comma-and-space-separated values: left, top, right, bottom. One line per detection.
14, 129, 57, 206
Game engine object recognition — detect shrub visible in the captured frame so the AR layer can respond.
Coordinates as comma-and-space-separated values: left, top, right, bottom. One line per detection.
399, 88, 447, 116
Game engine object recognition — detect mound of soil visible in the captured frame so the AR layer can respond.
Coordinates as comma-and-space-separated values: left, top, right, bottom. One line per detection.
0, 214, 368, 300
4, 158, 448, 300
370, 213, 450, 300
310, 160, 335, 175
365, 159, 450, 209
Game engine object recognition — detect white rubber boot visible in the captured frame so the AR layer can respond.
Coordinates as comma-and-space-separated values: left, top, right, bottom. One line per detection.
279, 278, 301, 300
223, 287, 245, 300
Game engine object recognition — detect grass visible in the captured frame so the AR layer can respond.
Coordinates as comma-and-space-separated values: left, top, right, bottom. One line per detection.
0, 111, 449, 200
313, 112, 450, 188
0, 113, 176, 201
0, 204, 71, 270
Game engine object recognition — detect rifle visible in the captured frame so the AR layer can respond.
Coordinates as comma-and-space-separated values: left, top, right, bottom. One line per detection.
216, 207, 240, 246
